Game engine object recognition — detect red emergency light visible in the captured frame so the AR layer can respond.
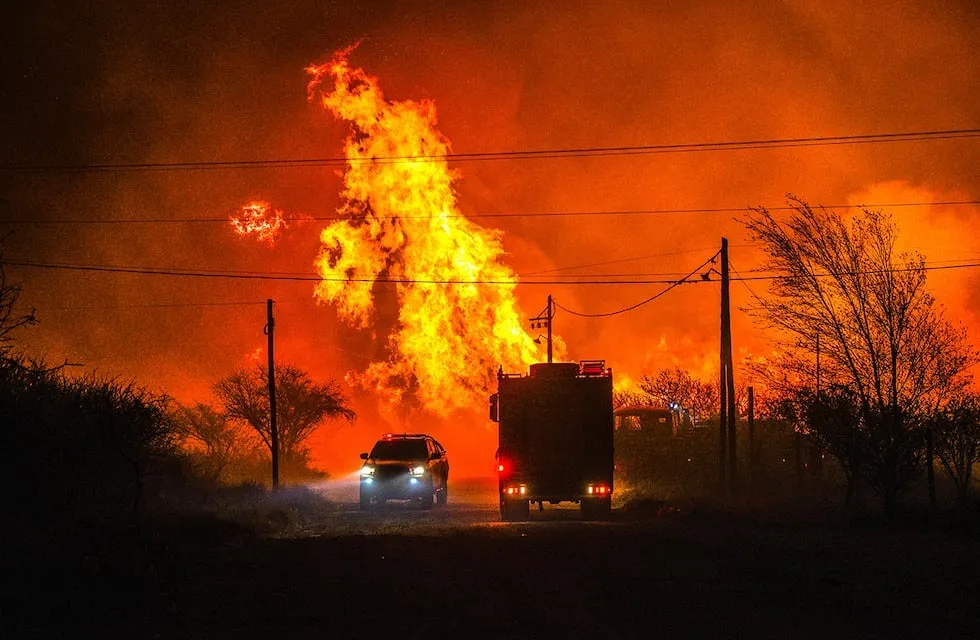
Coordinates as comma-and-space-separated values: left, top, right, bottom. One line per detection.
579, 360, 606, 376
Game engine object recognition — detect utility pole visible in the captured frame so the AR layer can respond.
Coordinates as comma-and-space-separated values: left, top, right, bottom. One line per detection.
719, 339, 728, 487
265, 298, 279, 490
531, 296, 554, 364
721, 238, 737, 494
747, 386, 755, 488
547, 294, 553, 364
719, 238, 729, 490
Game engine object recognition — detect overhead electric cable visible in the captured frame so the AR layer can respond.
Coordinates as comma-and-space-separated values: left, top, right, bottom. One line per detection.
0, 260, 684, 285
520, 246, 744, 276
2, 128, 977, 174
728, 260, 765, 303
732, 261, 980, 281
2, 200, 976, 226
554, 252, 720, 317
3, 258, 979, 285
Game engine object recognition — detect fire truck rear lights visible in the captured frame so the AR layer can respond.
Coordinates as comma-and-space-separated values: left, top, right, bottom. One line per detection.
504, 485, 527, 496
586, 484, 609, 495
579, 360, 607, 375
497, 464, 505, 473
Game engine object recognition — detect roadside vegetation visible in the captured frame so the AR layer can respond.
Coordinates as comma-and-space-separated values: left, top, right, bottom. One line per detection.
615, 198, 980, 523
0, 255, 353, 565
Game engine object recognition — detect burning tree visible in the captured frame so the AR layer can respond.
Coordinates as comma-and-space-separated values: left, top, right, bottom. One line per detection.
743, 196, 975, 514
214, 364, 355, 478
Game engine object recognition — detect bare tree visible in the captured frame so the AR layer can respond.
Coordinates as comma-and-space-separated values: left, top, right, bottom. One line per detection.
638, 367, 718, 425
926, 393, 980, 506
638, 367, 690, 407
688, 379, 719, 426
0, 258, 36, 355
214, 364, 356, 471
613, 388, 649, 410
743, 196, 976, 515
173, 402, 257, 483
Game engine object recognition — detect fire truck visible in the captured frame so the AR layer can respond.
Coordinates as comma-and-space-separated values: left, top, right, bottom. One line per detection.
489, 360, 614, 521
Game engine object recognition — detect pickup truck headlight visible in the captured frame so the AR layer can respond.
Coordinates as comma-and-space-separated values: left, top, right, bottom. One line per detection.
410, 465, 426, 476
360, 466, 375, 477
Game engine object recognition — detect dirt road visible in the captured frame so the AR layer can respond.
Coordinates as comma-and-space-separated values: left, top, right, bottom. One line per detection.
8, 478, 980, 638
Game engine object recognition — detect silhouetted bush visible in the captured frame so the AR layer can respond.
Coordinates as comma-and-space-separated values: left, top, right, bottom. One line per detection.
0, 355, 193, 527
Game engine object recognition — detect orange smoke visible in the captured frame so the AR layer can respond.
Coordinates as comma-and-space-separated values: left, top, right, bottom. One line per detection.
230, 200, 287, 245
306, 49, 552, 414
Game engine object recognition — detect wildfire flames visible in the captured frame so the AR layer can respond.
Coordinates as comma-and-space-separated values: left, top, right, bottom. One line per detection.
230, 200, 287, 245
305, 49, 550, 414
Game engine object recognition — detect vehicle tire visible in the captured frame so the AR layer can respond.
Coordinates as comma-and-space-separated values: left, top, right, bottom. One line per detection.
581, 498, 596, 520
359, 492, 370, 510
420, 491, 434, 510
500, 499, 524, 521
596, 496, 612, 519
515, 499, 530, 520
436, 484, 448, 505
581, 497, 611, 520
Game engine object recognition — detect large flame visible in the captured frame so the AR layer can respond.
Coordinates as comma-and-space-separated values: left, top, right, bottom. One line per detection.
306, 49, 551, 414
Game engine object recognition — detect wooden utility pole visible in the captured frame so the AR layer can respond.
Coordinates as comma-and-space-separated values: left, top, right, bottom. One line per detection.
747, 386, 755, 487
547, 295, 554, 364
719, 241, 728, 488
265, 298, 279, 490
721, 238, 737, 494
531, 296, 554, 364
726, 345, 737, 493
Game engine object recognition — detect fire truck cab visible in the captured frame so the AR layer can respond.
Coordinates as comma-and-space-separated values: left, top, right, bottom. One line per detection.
490, 360, 614, 521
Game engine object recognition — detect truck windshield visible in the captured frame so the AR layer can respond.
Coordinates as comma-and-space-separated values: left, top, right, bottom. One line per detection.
370, 440, 428, 460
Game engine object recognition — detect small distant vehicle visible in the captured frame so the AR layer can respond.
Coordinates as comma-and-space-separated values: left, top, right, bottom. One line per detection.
359, 433, 449, 510
614, 406, 680, 437
490, 360, 614, 521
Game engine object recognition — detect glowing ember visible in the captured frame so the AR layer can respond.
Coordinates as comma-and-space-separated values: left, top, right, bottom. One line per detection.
230, 200, 287, 245
306, 48, 553, 414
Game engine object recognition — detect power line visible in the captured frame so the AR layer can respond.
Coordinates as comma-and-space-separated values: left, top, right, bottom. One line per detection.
2, 128, 977, 174
42, 300, 268, 310
554, 252, 720, 317
2, 200, 978, 226
520, 246, 724, 276
4, 258, 979, 286
538, 256, 980, 280
5, 252, 717, 282
0, 259, 683, 285
728, 260, 765, 303
733, 261, 980, 282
